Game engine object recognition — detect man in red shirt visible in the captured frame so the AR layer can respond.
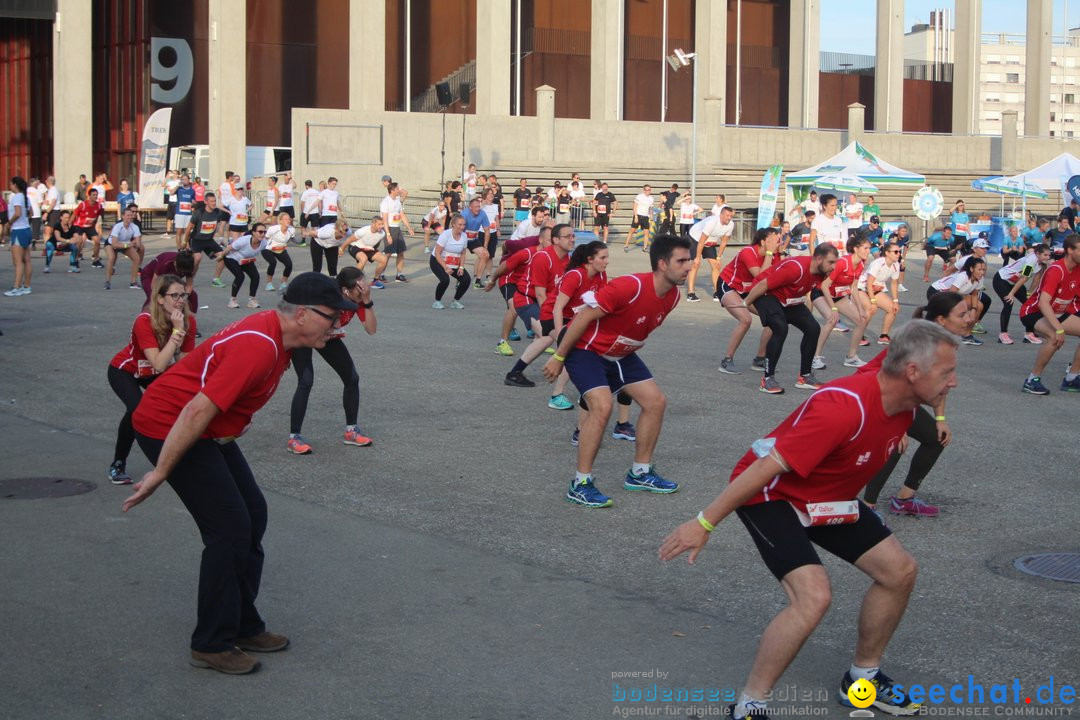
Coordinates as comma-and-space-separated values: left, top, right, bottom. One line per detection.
484, 222, 552, 355
742, 244, 839, 395
1019, 234, 1080, 394
121, 272, 356, 675
73, 188, 105, 269
660, 321, 960, 719
542, 234, 692, 508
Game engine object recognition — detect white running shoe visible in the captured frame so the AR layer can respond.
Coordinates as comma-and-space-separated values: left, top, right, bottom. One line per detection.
811, 355, 826, 370
843, 356, 867, 368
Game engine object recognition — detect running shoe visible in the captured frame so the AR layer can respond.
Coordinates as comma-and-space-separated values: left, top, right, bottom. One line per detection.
623, 246, 630, 253
712, 292, 721, 302
859, 336, 871, 346
898, 284, 909, 292
1022, 332, 1043, 344
961, 335, 983, 346
91, 259, 104, 268
495, 340, 514, 356
343, 427, 374, 447
726, 703, 771, 720
297, 240, 307, 247
760, 376, 784, 394
877, 334, 891, 345
395, 274, 409, 283
526, 329, 536, 339
449, 300, 464, 309
834, 320, 851, 333
424, 247, 431, 254
548, 394, 574, 410
68, 267, 80, 273
377, 275, 388, 283
278, 282, 288, 293
371, 280, 385, 289
686, 292, 701, 303
570, 428, 580, 446
19, 287, 31, 295
624, 466, 678, 493
246, 298, 260, 308
211, 278, 226, 287
811, 355, 826, 370
843, 355, 867, 368
3, 288, 20, 297
43, 266, 50, 274
889, 495, 940, 517
795, 373, 823, 390
751, 356, 767, 371
508, 328, 521, 341
718, 357, 741, 374
838, 670, 923, 716
265, 282, 275, 291
611, 422, 636, 441
504, 371, 535, 388
565, 477, 613, 508
1060, 375, 1080, 393
473, 278, 482, 289
998, 332, 1014, 345
108, 460, 132, 485
971, 321, 987, 334
432, 300, 445, 309
1022, 376, 1050, 395
228, 298, 240, 308
286, 435, 313, 454
104, 281, 111, 290
129, 282, 139, 290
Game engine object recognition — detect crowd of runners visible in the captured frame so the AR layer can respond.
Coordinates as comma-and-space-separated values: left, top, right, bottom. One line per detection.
3, 165, 1079, 711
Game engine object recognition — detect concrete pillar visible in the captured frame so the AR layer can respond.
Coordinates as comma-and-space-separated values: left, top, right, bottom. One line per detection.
952, 0, 981, 136
349, 0, 386, 112
788, 0, 820, 129
702, 97, 724, 165
1002, 110, 1019, 172
1025, 0, 1052, 137
695, 0, 727, 125
208, 0, 246, 187
475, 0, 511, 115
52, 0, 93, 195
590, 0, 622, 120
874, 0, 904, 132
537, 85, 555, 161
848, 103, 866, 143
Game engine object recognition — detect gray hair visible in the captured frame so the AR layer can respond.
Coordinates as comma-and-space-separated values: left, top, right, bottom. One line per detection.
881, 320, 959, 376
277, 299, 299, 314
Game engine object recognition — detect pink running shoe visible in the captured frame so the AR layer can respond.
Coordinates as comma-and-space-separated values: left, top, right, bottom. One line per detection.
889, 495, 939, 517
998, 332, 1014, 345
1022, 332, 1043, 345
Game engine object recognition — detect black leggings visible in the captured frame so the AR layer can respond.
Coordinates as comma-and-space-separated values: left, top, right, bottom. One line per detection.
224, 258, 259, 297
261, 248, 293, 279
429, 254, 470, 301
289, 338, 359, 434
754, 296, 820, 377
863, 405, 944, 505
107, 365, 154, 465
310, 243, 338, 276
992, 273, 1027, 333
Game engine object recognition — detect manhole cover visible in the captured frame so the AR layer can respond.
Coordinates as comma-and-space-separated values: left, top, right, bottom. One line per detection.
0, 477, 96, 499
1014, 553, 1080, 584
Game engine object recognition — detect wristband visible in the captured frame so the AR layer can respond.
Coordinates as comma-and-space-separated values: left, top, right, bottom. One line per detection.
765, 251, 774, 256
934, 415, 946, 422
696, 511, 715, 533
361, 301, 374, 309
831, 306, 838, 311
870, 298, 877, 304
552, 353, 566, 362
171, 329, 183, 337
1056, 329, 1066, 335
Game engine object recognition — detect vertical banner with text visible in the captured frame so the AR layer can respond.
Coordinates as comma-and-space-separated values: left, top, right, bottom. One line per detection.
139, 108, 172, 208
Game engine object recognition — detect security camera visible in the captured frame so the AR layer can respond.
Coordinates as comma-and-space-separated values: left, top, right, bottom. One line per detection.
667, 48, 696, 72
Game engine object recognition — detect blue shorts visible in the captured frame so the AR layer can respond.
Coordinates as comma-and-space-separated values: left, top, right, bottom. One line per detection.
564, 349, 653, 396
9, 227, 32, 248
515, 209, 529, 222
515, 301, 540, 326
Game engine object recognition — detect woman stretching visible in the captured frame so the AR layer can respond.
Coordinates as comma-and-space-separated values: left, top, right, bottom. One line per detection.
811, 234, 871, 368
224, 223, 268, 308
855, 240, 903, 345
107, 274, 196, 483
287, 267, 377, 455
430, 213, 471, 309
262, 212, 295, 291
993, 244, 1050, 345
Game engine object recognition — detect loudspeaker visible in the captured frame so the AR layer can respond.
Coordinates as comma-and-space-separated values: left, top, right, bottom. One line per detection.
459, 82, 471, 107
436, 82, 453, 107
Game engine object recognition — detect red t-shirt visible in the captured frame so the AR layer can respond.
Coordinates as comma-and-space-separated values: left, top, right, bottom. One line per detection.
498, 237, 540, 288
828, 255, 864, 298
194, 183, 206, 202
505, 247, 541, 304
1019, 259, 1080, 318
73, 201, 104, 228
110, 313, 197, 377
755, 255, 825, 306
730, 371, 915, 512
555, 267, 607, 322
720, 246, 767, 292
133, 311, 292, 441
327, 306, 368, 339
575, 272, 679, 359
531, 247, 572, 320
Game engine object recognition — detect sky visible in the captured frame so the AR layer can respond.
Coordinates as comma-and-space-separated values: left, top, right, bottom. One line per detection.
819, 0, 1080, 55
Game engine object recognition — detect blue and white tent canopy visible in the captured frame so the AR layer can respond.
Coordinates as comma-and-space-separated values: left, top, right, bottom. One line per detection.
971, 175, 1049, 199
787, 142, 926, 186
998, 152, 1080, 194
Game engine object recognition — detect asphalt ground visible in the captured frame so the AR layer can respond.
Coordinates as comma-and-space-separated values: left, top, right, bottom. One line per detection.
0, 230, 1077, 720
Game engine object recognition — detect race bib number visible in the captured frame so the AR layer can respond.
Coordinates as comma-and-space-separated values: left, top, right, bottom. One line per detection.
1052, 297, 1072, 313
955, 223, 969, 235
783, 296, 807, 307
596, 204, 607, 215
601, 334, 645, 361
136, 359, 158, 378
681, 211, 695, 223
239, 257, 256, 265
327, 204, 338, 213
792, 500, 861, 527
465, 230, 478, 240
832, 284, 851, 297
179, 202, 192, 213
445, 252, 462, 269
200, 221, 217, 234
519, 198, 530, 209
558, 204, 569, 214
266, 200, 275, 211
391, 213, 401, 226
235, 214, 248, 223
271, 246, 284, 254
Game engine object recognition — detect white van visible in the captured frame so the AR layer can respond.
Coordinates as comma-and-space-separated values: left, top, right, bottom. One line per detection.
168, 145, 291, 184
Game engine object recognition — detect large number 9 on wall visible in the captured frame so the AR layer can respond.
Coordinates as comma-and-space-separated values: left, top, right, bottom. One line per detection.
150, 37, 193, 105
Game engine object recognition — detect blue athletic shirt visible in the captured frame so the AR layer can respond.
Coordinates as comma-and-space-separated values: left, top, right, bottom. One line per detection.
926, 231, 951, 249
175, 186, 197, 216
117, 191, 137, 214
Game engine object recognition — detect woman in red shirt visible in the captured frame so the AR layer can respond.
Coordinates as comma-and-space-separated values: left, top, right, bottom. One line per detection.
812, 234, 871, 368
107, 274, 196, 484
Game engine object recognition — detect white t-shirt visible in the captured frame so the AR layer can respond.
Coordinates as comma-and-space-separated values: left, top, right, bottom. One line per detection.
436, 229, 468, 267
225, 196, 252, 226
278, 182, 295, 207
463, 173, 478, 197
218, 182, 234, 203
300, 188, 320, 214
811, 214, 847, 253
481, 202, 499, 226
425, 205, 448, 226
7, 193, 30, 230
932, 271, 983, 295
802, 199, 822, 215
844, 202, 864, 230
711, 203, 726, 216
319, 189, 340, 217
857, 256, 900, 292
998, 252, 1043, 283
379, 196, 403, 227
315, 223, 345, 248
43, 186, 59, 212
227, 234, 268, 262
26, 185, 42, 218
569, 188, 586, 202
264, 224, 295, 251
689, 215, 733, 245
165, 178, 180, 202
633, 193, 653, 216
348, 224, 385, 250
109, 221, 142, 245
511, 219, 542, 241
264, 187, 278, 212
678, 203, 701, 225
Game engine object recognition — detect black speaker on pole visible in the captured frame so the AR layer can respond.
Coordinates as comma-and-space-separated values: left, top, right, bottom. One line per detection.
436, 81, 453, 107
459, 82, 471, 108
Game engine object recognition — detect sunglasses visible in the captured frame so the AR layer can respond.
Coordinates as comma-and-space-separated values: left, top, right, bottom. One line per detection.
254, 230, 267, 235
305, 306, 340, 323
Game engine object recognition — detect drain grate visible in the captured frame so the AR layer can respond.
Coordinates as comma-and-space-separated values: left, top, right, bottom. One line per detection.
0, 477, 96, 500
1014, 553, 1080, 584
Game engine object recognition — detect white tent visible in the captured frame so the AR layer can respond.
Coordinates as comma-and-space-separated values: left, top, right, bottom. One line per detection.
787, 141, 926, 186
1000, 152, 1080, 195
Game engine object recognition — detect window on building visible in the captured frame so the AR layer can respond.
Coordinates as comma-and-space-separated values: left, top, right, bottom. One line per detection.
1006, 73, 1020, 83
1007, 58, 1021, 65
1066, 94, 1076, 104
986, 94, 1000, 102
1067, 131, 1075, 138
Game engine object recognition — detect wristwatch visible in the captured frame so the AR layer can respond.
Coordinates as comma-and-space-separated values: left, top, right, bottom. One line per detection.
361, 301, 374, 309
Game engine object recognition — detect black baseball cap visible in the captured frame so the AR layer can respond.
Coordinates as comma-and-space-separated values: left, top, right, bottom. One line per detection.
870, 215, 880, 223
283, 272, 357, 311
